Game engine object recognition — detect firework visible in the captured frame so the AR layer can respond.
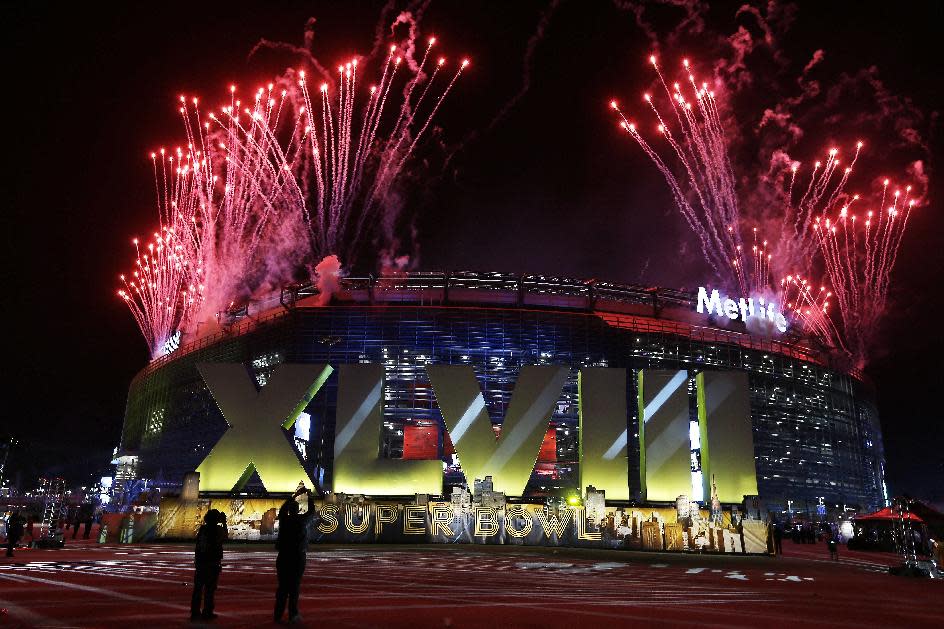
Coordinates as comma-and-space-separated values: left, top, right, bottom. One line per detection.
777, 143, 863, 277
119, 33, 468, 358
612, 54, 919, 368
813, 182, 916, 367
777, 274, 838, 348
611, 56, 753, 294
118, 229, 199, 358
294, 42, 469, 259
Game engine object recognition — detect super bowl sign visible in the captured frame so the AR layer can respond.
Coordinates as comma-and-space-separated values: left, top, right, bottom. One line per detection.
194, 363, 759, 504
155, 494, 770, 554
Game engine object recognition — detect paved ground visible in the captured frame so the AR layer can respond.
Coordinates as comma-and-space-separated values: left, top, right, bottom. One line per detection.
1, 536, 941, 628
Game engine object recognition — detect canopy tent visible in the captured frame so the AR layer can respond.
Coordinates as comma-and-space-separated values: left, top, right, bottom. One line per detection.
853, 507, 924, 522
849, 506, 929, 554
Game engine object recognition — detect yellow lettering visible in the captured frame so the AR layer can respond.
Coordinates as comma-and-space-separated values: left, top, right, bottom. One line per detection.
431, 505, 454, 536
534, 508, 571, 538
573, 507, 602, 541
403, 506, 426, 534
474, 507, 499, 537
375, 504, 398, 535
344, 504, 371, 534
317, 504, 339, 534
504, 505, 533, 538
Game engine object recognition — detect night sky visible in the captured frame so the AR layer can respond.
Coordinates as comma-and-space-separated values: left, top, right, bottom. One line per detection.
5, 2, 942, 502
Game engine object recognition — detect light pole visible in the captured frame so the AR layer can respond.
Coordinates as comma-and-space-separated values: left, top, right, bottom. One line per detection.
0, 436, 18, 489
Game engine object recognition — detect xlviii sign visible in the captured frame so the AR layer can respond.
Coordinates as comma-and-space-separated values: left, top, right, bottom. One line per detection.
195, 363, 757, 502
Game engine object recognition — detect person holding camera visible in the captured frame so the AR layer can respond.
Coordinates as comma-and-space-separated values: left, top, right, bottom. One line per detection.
274, 487, 315, 624
191, 508, 227, 620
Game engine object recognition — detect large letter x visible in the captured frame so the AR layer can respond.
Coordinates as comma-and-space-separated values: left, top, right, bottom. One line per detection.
195, 362, 332, 493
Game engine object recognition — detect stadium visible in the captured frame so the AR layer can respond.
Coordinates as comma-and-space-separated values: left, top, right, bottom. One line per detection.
117, 270, 888, 520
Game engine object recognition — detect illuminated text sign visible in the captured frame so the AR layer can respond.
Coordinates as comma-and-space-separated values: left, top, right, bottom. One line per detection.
696, 287, 788, 333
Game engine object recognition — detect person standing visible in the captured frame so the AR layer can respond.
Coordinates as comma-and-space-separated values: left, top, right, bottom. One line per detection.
82, 514, 93, 539
828, 536, 839, 561
274, 487, 315, 624
191, 509, 228, 620
5, 512, 25, 557
774, 524, 784, 556
72, 514, 82, 540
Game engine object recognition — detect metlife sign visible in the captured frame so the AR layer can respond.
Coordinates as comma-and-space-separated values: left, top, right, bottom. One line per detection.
695, 286, 789, 333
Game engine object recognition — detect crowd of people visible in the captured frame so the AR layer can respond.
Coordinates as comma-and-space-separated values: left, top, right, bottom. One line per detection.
770, 520, 842, 560
2, 510, 98, 555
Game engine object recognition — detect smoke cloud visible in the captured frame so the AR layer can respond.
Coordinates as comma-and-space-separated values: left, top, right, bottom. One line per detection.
313, 254, 343, 306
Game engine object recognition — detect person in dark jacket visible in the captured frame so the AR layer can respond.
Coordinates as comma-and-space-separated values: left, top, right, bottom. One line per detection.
5, 512, 25, 557
274, 487, 315, 623
190, 509, 227, 620
773, 524, 784, 555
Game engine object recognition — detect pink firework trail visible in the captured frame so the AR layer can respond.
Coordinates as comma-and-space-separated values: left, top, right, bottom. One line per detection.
612, 54, 920, 367
118, 229, 199, 358
119, 37, 468, 358
777, 274, 837, 348
611, 56, 755, 294
779, 143, 863, 277
813, 182, 916, 368
295, 41, 469, 259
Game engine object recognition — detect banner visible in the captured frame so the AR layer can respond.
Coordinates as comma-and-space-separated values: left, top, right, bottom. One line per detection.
156, 496, 768, 554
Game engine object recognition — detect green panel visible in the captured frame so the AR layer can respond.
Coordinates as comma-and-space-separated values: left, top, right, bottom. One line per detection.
638, 369, 691, 502
578, 368, 629, 501
427, 364, 569, 497
196, 363, 332, 493
332, 364, 442, 496
697, 371, 758, 502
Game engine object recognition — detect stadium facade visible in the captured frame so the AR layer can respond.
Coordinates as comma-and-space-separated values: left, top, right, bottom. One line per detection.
119, 271, 888, 515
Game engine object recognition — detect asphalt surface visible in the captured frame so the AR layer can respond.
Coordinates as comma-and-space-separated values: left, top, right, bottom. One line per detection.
1, 534, 941, 628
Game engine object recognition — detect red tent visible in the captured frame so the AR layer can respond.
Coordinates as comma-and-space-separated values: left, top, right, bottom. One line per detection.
853, 507, 924, 522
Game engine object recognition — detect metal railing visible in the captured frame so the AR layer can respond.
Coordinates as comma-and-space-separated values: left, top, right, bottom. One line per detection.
136, 270, 856, 381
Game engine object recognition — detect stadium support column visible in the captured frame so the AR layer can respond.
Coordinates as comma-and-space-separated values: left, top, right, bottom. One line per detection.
578, 368, 629, 500
696, 371, 758, 503
638, 370, 691, 502
333, 364, 443, 495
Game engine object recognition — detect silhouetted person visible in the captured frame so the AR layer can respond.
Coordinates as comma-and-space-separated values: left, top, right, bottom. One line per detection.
72, 515, 81, 539
274, 487, 315, 623
774, 525, 784, 555
191, 509, 227, 620
82, 515, 93, 539
5, 512, 25, 557
828, 537, 838, 561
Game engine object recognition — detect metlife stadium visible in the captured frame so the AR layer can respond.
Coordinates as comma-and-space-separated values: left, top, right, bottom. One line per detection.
118, 271, 888, 514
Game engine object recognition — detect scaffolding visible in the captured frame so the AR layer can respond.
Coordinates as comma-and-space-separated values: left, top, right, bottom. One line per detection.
39, 477, 67, 537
